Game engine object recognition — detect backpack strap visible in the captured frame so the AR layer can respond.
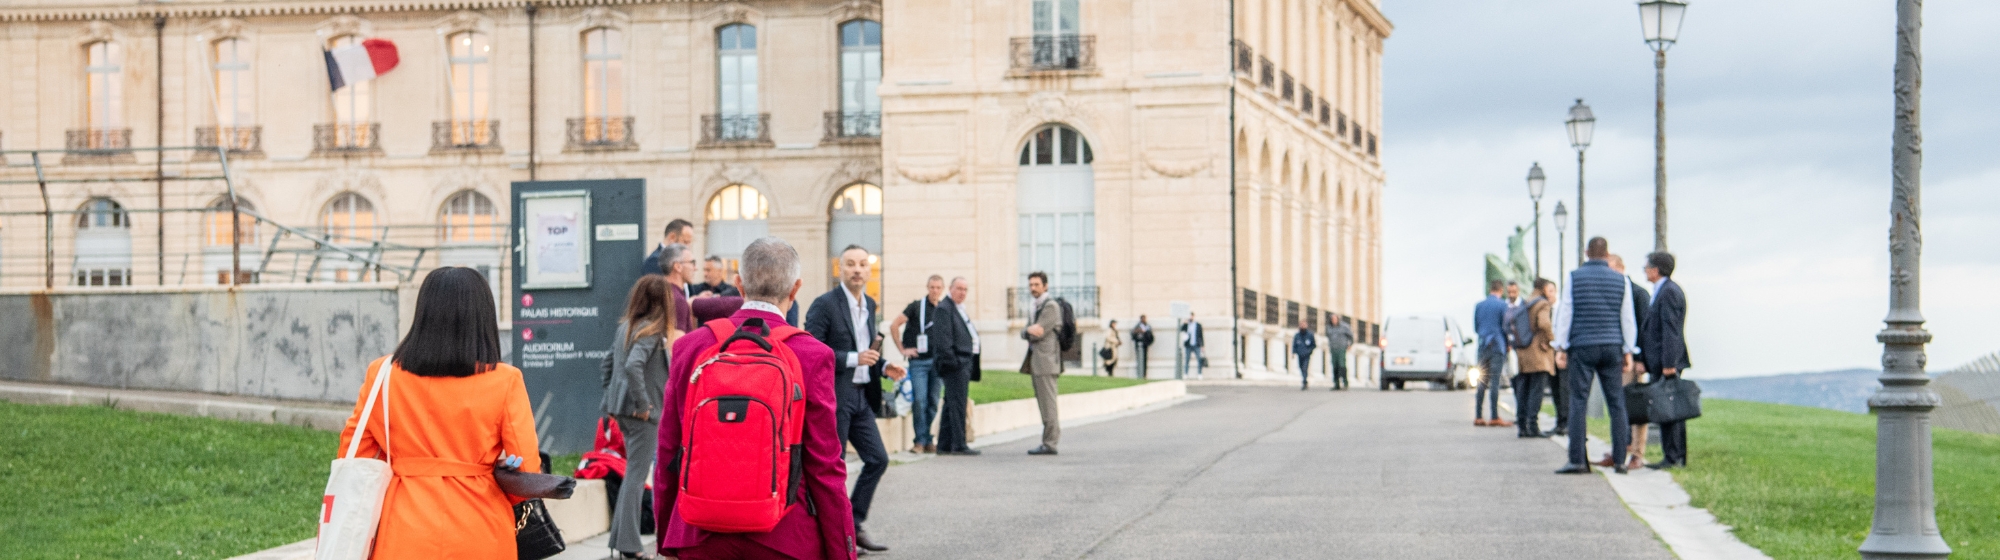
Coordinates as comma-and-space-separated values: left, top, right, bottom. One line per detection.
703, 319, 738, 345
766, 325, 804, 344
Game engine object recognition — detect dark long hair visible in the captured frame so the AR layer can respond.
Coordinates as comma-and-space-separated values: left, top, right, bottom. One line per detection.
394, 267, 502, 377
623, 274, 676, 347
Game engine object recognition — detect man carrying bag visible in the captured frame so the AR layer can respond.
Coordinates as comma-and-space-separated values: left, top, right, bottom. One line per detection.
1638, 251, 1694, 470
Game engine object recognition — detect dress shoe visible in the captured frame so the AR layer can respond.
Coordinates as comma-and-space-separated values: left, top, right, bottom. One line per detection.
923, 444, 937, 454
941, 448, 982, 456
1592, 454, 1617, 467
1473, 419, 1490, 427
1492, 419, 1515, 428
1627, 456, 1645, 471
1614, 466, 1629, 475
856, 526, 889, 552
1554, 463, 1592, 475
1027, 446, 1058, 456
1645, 460, 1683, 470
609, 551, 660, 560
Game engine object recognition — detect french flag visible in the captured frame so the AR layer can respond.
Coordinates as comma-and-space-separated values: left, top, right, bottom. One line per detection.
324, 38, 400, 91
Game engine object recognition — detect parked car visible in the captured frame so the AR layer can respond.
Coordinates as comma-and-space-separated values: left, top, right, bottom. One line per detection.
1378, 314, 1474, 390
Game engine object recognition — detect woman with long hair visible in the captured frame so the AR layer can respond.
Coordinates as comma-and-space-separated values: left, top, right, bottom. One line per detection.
335, 267, 539, 558
600, 274, 677, 559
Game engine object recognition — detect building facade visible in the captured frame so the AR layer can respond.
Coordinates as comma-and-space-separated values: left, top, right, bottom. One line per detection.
0, 0, 1384, 379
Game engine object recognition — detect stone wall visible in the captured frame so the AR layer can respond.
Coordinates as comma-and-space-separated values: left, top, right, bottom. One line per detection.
0, 284, 398, 403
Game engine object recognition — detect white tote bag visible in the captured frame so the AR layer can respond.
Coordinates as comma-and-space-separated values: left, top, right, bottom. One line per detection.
315, 358, 395, 560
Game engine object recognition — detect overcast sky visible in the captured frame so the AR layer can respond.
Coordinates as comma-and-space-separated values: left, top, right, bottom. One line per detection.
1377, 0, 2000, 379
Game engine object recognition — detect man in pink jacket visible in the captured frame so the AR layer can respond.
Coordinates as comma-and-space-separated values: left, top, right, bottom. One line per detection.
653, 237, 857, 560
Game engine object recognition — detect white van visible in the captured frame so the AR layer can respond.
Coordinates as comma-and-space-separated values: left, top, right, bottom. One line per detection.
1378, 314, 1474, 390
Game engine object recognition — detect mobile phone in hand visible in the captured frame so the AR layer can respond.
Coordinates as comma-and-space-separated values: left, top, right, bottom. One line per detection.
870, 333, 885, 352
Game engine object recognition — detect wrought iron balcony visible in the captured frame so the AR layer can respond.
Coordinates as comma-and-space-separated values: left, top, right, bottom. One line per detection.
1300, 87, 1314, 115
700, 113, 772, 147
312, 123, 382, 157
64, 128, 134, 164
565, 116, 636, 152
1258, 57, 1275, 89
1006, 285, 1101, 320
1280, 72, 1295, 102
194, 126, 263, 159
1233, 40, 1254, 76
432, 120, 502, 154
1336, 111, 1349, 137
1010, 35, 1096, 74
823, 111, 880, 142
1318, 100, 1331, 127
1368, 132, 1378, 157
1263, 294, 1280, 325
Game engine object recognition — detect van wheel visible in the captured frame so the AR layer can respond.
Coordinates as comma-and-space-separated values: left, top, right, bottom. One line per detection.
1392, 380, 1406, 390
1379, 378, 1391, 391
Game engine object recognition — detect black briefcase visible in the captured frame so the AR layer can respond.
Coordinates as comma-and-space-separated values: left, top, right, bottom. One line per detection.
1645, 377, 1703, 423
1624, 382, 1652, 425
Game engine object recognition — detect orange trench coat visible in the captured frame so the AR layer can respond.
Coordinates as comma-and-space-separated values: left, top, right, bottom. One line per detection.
337, 357, 542, 559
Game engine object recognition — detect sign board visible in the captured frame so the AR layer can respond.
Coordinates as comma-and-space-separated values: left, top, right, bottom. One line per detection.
511, 179, 645, 454
1170, 301, 1191, 321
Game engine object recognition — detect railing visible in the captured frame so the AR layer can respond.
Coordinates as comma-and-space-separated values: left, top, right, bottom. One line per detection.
432, 120, 501, 154
823, 111, 881, 141
1241, 288, 1259, 322
1233, 40, 1254, 75
1367, 132, 1378, 156
1285, 300, 1300, 328
1300, 87, 1314, 115
1280, 72, 1295, 102
194, 126, 262, 157
1258, 57, 1275, 89
1005, 285, 1100, 320
1263, 294, 1279, 326
1317, 102, 1331, 127
1010, 35, 1096, 73
1336, 111, 1349, 137
700, 113, 772, 147
312, 123, 381, 156
565, 116, 636, 151
64, 128, 134, 163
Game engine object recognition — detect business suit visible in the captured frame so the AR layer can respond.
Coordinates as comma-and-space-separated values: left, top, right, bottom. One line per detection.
1180, 321, 1206, 379
802, 286, 888, 532
1640, 277, 1691, 466
1021, 295, 1064, 451
1131, 322, 1155, 379
936, 297, 977, 453
641, 244, 666, 278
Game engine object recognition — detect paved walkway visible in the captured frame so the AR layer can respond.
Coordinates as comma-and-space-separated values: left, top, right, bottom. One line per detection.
860, 386, 1674, 559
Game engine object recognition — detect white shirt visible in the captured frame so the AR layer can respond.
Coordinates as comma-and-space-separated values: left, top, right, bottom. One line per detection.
741, 300, 783, 316
841, 283, 871, 383
1650, 278, 1667, 306
954, 299, 980, 354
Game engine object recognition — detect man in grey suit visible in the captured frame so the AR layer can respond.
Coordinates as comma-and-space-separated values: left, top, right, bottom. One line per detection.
1020, 271, 1063, 456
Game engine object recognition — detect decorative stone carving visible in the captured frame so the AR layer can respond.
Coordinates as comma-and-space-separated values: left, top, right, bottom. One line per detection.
826, 158, 883, 190
713, 3, 758, 26
1144, 154, 1213, 178
1008, 92, 1096, 137
199, 18, 248, 41
436, 11, 490, 36
77, 20, 116, 46
315, 15, 370, 42
577, 7, 630, 31
827, 0, 882, 22
895, 159, 960, 184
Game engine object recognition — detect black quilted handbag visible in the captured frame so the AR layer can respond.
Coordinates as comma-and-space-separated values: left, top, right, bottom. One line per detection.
1645, 377, 1703, 424
514, 498, 566, 560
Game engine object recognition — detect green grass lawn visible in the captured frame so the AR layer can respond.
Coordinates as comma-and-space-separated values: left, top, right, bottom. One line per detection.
0, 401, 336, 559
1567, 399, 1997, 559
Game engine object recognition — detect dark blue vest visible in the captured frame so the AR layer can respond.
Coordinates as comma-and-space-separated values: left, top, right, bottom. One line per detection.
1567, 260, 1627, 348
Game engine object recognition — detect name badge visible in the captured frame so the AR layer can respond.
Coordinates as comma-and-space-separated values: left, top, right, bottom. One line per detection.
916, 334, 930, 353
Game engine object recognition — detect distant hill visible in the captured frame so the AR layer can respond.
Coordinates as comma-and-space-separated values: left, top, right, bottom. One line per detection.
1700, 369, 1882, 414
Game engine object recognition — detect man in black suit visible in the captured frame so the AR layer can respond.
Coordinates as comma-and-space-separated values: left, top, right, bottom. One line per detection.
802, 244, 891, 553
1640, 252, 1690, 469
1131, 316, 1155, 379
640, 219, 694, 277
935, 278, 980, 456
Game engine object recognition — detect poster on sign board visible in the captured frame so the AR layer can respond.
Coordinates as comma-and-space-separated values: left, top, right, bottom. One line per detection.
522, 190, 592, 289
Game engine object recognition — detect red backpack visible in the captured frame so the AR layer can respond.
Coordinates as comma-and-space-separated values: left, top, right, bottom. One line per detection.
676, 317, 810, 533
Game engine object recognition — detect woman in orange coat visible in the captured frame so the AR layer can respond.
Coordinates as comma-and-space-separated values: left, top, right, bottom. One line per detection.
337, 267, 541, 559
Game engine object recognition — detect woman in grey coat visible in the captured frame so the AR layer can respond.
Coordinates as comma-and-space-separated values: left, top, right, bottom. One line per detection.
599, 274, 676, 559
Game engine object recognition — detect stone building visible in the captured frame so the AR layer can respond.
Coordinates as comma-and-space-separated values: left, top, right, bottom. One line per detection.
0, 0, 1385, 379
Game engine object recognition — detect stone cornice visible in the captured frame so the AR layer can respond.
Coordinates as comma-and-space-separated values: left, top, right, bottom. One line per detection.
0, 0, 698, 23
1340, 0, 1393, 38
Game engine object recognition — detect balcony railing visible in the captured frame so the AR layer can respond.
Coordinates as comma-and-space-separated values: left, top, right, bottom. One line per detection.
194, 126, 263, 158
1233, 40, 1254, 75
700, 113, 772, 147
566, 116, 636, 152
1258, 57, 1275, 89
1318, 101, 1331, 127
1368, 132, 1378, 156
432, 120, 501, 154
823, 111, 881, 142
1241, 288, 1259, 322
1280, 72, 1295, 102
1263, 294, 1280, 325
1300, 87, 1314, 115
64, 128, 134, 163
1006, 285, 1100, 320
312, 123, 381, 156
1336, 111, 1349, 137
1010, 35, 1096, 74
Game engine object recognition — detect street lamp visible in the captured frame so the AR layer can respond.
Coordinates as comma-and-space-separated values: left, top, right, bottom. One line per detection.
1565, 99, 1594, 265
1638, 0, 1687, 251
1552, 201, 1568, 287
1860, 1, 1950, 558
1526, 162, 1546, 278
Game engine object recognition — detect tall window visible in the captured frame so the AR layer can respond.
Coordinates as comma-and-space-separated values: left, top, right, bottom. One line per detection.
321, 192, 377, 244
717, 24, 758, 118
440, 190, 498, 243
448, 31, 494, 145
204, 196, 256, 247
85, 41, 124, 132
74, 197, 132, 287
1016, 124, 1096, 291
838, 20, 881, 137
1030, 0, 1082, 69
580, 28, 625, 144
829, 183, 883, 301
1032, 0, 1080, 36
706, 184, 769, 266
203, 197, 256, 284
213, 38, 253, 128
329, 35, 374, 147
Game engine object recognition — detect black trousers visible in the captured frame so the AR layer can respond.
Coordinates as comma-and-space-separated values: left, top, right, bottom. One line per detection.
937, 361, 973, 452
1330, 350, 1348, 389
835, 382, 887, 526
1551, 367, 1571, 430
1297, 354, 1312, 388
1566, 344, 1630, 467
1658, 418, 1688, 465
1515, 371, 1551, 434
1134, 344, 1150, 379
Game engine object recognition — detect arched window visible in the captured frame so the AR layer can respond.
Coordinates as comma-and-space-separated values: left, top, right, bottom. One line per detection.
203, 196, 256, 284
836, 20, 881, 137
581, 28, 626, 143
204, 196, 256, 247
706, 184, 769, 265
74, 197, 132, 286
829, 183, 883, 300
328, 35, 374, 148
440, 190, 498, 243
1016, 124, 1096, 295
321, 192, 377, 243
84, 41, 124, 149
715, 24, 759, 141
447, 31, 494, 145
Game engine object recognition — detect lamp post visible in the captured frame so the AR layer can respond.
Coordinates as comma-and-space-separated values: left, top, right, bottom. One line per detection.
1860, 0, 1950, 557
1638, 0, 1687, 252
1526, 162, 1546, 278
1565, 99, 1594, 265
1552, 201, 1568, 288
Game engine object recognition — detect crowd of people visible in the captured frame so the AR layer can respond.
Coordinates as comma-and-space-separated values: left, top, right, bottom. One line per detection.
1468, 236, 1692, 475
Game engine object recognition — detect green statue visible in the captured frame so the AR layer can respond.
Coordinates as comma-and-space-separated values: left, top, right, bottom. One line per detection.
1484, 225, 1535, 292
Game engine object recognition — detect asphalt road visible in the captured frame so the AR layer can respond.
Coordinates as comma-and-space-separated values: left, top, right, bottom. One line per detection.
861, 385, 1675, 560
